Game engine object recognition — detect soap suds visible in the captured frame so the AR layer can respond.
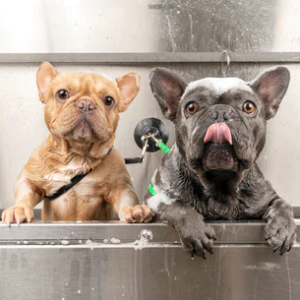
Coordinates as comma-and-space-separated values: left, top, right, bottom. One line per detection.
61, 240, 70, 246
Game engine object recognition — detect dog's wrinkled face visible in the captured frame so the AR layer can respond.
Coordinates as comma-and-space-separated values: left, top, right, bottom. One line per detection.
36, 62, 141, 144
149, 67, 290, 181
179, 77, 267, 173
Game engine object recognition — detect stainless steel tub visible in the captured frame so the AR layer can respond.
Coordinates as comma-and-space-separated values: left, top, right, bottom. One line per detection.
0, 219, 299, 300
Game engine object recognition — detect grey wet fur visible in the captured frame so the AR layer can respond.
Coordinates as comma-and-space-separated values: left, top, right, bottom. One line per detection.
145, 67, 296, 259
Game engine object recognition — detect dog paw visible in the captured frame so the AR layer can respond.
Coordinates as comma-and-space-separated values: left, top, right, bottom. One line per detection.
1, 205, 34, 226
122, 205, 154, 223
264, 201, 297, 255
177, 216, 217, 259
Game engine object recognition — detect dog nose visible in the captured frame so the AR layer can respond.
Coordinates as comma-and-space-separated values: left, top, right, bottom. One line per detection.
77, 100, 96, 112
209, 105, 232, 122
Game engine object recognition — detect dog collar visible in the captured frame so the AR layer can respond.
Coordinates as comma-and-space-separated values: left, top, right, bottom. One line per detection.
44, 145, 114, 201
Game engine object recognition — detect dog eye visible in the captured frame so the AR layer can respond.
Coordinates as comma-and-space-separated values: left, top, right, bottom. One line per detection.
242, 101, 256, 114
56, 89, 69, 100
104, 96, 114, 106
185, 102, 198, 116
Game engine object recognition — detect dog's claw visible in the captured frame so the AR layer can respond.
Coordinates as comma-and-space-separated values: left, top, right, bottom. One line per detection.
1, 205, 34, 226
280, 249, 286, 256
123, 205, 154, 223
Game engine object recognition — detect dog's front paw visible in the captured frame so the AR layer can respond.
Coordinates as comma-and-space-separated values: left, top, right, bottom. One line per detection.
264, 201, 297, 255
1, 205, 34, 226
177, 216, 217, 259
122, 205, 154, 223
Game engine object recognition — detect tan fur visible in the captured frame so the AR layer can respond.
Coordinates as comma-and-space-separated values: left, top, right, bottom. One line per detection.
2, 62, 153, 225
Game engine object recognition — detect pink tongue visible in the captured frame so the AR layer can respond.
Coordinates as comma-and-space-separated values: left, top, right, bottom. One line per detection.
203, 123, 232, 145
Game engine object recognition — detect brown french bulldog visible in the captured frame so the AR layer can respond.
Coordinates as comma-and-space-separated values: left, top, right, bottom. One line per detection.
2, 62, 153, 225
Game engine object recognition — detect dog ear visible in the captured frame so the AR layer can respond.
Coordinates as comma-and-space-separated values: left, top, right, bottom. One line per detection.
149, 68, 187, 122
116, 72, 141, 112
249, 67, 290, 120
36, 62, 59, 103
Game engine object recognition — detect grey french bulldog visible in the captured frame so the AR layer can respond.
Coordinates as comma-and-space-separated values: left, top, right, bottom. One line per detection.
144, 66, 297, 259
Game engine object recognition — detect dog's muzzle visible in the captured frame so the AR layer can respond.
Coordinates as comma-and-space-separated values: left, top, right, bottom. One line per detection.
201, 122, 237, 171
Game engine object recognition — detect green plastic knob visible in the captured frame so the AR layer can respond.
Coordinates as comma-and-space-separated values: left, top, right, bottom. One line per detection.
156, 141, 170, 153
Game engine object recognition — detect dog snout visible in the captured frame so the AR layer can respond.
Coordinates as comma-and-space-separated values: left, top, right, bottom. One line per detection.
209, 105, 233, 122
77, 99, 96, 112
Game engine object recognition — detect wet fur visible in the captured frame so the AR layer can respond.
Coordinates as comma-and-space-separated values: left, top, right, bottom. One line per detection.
145, 67, 296, 258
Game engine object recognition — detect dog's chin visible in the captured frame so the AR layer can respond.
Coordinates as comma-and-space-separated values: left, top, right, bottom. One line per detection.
187, 141, 253, 174
71, 120, 95, 141
202, 143, 239, 172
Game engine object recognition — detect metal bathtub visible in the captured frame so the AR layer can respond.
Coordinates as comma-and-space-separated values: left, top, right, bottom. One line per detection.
0, 218, 300, 300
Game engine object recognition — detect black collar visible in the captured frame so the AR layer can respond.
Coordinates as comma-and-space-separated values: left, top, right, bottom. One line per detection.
44, 145, 114, 201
